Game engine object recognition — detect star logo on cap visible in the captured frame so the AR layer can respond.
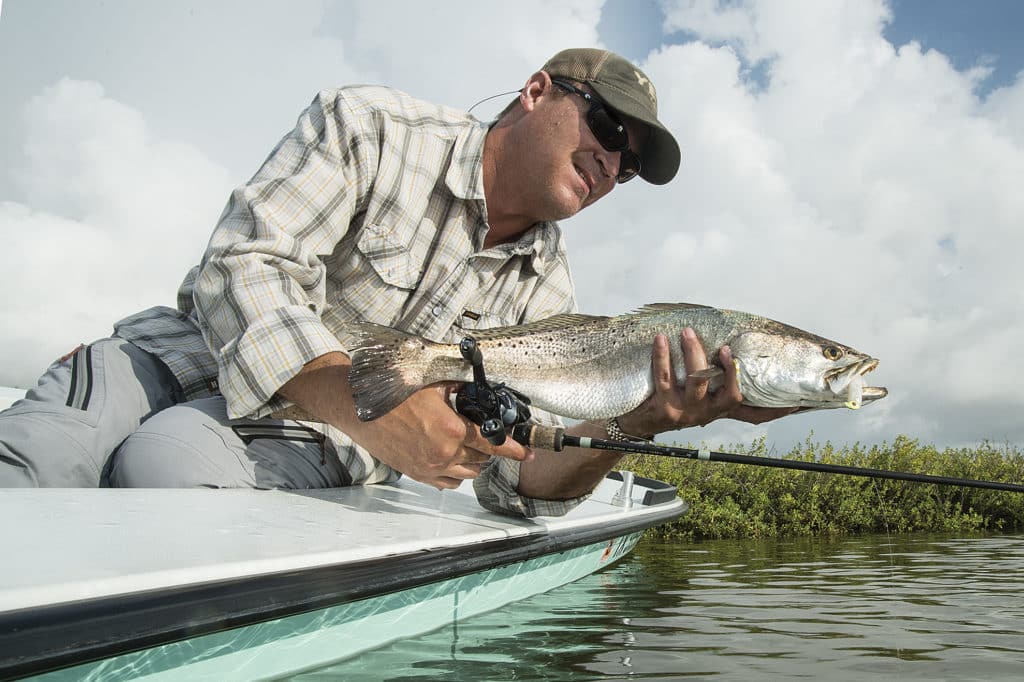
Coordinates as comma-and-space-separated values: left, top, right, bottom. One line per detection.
634, 70, 656, 104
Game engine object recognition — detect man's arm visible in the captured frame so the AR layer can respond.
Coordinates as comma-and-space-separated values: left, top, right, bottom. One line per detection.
516, 329, 796, 500
192, 89, 377, 421
279, 351, 532, 490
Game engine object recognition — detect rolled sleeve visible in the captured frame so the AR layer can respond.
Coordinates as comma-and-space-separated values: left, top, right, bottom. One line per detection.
193, 89, 375, 418
217, 305, 345, 418
473, 457, 590, 519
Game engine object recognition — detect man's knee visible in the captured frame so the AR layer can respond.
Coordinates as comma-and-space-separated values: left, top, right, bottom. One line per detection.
108, 402, 255, 488
109, 397, 357, 490
0, 337, 183, 487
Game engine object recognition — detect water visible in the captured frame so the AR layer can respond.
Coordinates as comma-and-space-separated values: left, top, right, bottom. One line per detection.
290, 533, 1024, 681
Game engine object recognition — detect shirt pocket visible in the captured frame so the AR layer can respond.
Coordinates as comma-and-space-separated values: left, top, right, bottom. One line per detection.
356, 222, 429, 290
451, 262, 531, 335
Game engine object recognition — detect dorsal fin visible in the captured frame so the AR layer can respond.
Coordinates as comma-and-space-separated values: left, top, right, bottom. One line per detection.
460, 313, 606, 340
629, 302, 715, 317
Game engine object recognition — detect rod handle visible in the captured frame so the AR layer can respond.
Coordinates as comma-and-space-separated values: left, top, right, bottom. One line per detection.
511, 424, 566, 451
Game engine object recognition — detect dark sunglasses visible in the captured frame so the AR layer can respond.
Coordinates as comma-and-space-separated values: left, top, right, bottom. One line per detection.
551, 78, 642, 183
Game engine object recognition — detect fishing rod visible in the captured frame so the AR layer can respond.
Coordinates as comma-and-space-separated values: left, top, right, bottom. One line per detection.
509, 424, 1024, 494
454, 335, 1024, 495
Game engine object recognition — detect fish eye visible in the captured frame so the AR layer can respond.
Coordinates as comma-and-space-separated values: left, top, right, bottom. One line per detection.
822, 345, 844, 361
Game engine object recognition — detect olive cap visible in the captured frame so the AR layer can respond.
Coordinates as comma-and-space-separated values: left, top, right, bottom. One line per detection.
542, 47, 681, 185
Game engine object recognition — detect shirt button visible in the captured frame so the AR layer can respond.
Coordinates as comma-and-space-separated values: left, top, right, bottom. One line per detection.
432, 305, 443, 317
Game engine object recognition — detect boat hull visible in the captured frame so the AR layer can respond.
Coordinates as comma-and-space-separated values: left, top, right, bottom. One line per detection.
33, 533, 643, 681
1, 470, 684, 680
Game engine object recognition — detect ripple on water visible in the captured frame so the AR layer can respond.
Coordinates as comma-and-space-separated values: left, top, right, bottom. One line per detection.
289, 533, 1024, 681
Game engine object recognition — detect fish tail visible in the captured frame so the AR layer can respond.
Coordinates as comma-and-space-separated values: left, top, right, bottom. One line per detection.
348, 323, 447, 421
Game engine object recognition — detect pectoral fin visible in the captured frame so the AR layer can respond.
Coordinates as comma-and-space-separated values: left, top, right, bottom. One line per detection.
689, 361, 742, 392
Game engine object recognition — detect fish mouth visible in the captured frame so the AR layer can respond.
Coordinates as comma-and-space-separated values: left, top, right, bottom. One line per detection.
826, 358, 878, 390
826, 358, 885, 409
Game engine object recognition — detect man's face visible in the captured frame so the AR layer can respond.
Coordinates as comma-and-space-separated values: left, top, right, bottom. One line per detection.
527, 82, 646, 220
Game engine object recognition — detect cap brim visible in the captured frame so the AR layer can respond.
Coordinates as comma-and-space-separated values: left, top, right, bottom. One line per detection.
589, 84, 681, 185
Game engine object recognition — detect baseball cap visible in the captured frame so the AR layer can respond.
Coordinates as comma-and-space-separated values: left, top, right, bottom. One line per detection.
542, 48, 681, 185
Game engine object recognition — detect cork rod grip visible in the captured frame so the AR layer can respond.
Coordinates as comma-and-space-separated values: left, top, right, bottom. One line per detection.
511, 424, 566, 451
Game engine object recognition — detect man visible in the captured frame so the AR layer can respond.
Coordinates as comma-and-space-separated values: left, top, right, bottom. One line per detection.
0, 48, 792, 515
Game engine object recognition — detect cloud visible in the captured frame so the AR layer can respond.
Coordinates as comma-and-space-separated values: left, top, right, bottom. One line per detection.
568, 0, 1024, 449
1, 78, 233, 388
2, 0, 1023, 453
983, 71, 1024, 145
325, 0, 605, 111
0, 1, 608, 390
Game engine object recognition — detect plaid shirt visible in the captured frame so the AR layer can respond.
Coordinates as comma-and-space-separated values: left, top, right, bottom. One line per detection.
114, 85, 586, 517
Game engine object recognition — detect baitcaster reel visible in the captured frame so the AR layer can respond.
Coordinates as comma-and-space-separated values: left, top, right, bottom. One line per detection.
453, 336, 532, 446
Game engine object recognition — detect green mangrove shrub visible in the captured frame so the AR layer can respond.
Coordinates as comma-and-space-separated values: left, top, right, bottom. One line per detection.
624, 435, 1024, 540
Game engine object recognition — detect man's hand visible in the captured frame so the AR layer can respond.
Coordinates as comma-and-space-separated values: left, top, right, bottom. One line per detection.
346, 384, 533, 490
279, 352, 531, 491
615, 328, 797, 438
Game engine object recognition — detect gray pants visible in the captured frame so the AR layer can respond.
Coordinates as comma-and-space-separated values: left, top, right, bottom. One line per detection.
0, 339, 397, 489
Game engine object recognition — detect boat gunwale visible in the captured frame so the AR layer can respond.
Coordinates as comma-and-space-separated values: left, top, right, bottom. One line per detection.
0, 488, 685, 680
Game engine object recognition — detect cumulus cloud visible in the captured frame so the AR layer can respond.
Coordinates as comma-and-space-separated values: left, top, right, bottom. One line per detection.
2, 0, 1023, 452
0, 1, 605, 391
1, 79, 233, 388
326, 0, 605, 111
565, 0, 1024, 449
984, 71, 1024, 145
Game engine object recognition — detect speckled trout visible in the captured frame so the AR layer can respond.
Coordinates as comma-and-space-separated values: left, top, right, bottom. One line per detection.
348, 303, 887, 421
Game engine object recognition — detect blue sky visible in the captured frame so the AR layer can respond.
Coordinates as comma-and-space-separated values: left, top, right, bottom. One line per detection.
2, 0, 1023, 452
887, 0, 1024, 93
599, 0, 1024, 95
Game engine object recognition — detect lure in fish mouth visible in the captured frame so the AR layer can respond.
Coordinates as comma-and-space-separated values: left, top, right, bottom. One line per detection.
725, 329, 886, 412
826, 358, 883, 409
347, 303, 888, 422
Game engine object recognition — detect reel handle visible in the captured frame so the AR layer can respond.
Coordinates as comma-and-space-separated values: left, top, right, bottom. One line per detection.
454, 335, 531, 447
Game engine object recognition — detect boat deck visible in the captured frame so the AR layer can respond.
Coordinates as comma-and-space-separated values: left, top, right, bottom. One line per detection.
1, 473, 684, 679
1, 478, 678, 615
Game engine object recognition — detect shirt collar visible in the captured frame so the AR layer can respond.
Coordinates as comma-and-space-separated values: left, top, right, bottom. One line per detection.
445, 118, 489, 201
488, 220, 563, 276
449, 118, 562, 276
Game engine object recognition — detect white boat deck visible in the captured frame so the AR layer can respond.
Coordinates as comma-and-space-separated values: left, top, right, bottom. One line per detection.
0, 478, 675, 615
0, 387, 685, 679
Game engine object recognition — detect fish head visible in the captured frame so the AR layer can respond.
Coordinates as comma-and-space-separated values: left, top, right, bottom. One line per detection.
728, 330, 887, 410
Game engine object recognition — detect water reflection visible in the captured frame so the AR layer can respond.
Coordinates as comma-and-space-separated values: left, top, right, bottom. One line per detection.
291, 534, 1024, 680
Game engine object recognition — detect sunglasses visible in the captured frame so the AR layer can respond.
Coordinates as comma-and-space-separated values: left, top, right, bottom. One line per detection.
551, 78, 642, 183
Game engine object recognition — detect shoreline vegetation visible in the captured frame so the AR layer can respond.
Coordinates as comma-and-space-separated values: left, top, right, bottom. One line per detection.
624, 435, 1024, 540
